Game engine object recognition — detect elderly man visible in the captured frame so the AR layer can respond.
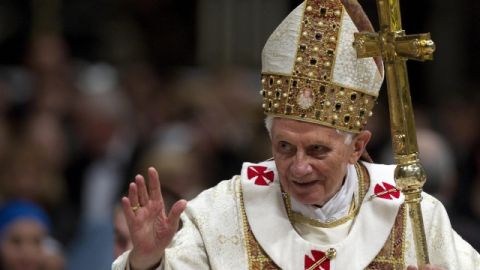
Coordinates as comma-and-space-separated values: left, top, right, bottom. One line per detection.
113, 0, 480, 269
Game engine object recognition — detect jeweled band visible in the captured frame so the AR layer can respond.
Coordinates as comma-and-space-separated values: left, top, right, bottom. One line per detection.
261, 73, 376, 133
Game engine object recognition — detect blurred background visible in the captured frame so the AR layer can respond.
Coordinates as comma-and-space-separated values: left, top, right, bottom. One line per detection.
0, 0, 478, 269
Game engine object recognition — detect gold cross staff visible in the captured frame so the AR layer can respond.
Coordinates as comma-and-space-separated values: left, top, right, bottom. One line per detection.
353, 0, 436, 267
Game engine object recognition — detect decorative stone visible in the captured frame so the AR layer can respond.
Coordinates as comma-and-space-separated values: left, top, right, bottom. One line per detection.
296, 89, 316, 110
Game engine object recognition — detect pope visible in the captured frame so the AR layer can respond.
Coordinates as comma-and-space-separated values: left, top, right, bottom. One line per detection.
113, 0, 480, 269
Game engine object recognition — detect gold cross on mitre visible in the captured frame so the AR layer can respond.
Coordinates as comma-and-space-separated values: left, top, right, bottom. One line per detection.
353, 0, 435, 267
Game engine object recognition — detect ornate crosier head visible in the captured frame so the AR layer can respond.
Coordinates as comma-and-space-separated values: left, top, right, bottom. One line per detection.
260, 0, 384, 133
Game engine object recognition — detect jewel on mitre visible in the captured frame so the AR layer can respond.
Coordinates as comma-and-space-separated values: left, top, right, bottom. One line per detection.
296, 89, 315, 110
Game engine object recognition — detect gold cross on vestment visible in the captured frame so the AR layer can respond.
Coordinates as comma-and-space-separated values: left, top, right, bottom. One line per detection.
306, 248, 336, 270
353, 0, 436, 267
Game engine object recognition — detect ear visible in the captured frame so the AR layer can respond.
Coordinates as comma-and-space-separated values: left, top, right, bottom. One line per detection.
348, 130, 371, 164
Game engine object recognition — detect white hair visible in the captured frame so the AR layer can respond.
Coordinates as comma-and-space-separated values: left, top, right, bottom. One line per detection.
264, 115, 354, 145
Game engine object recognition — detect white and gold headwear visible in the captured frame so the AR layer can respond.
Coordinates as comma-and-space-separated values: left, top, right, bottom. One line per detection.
260, 0, 384, 133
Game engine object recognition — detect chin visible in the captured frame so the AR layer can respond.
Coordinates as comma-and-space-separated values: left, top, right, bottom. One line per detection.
290, 192, 325, 205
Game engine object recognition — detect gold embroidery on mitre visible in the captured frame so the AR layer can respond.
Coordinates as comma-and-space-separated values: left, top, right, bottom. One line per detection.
260, 0, 378, 133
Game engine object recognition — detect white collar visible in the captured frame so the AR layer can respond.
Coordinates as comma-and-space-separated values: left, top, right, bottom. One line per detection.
290, 164, 358, 222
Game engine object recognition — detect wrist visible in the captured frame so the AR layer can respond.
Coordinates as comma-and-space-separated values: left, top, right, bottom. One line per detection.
129, 261, 160, 270
128, 251, 163, 270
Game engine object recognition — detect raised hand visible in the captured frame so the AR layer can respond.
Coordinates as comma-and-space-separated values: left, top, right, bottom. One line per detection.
121, 167, 187, 270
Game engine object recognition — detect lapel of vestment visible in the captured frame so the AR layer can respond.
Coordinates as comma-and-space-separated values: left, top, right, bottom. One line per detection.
240, 160, 404, 270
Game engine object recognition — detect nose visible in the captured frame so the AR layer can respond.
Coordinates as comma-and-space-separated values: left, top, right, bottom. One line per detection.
290, 153, 313, 178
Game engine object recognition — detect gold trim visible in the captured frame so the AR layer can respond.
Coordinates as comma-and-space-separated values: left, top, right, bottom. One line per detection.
238, 176, 280, 269
365, 204, 407, 269
282, 162, 367, 228
261, 72, 380, 97
288, 1, 308, 76
261, 73, 377, 133
329, 6, 344, 81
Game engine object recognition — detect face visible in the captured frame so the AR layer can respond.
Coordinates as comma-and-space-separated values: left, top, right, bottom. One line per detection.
0, 219, 46, 270
271, 118, 370, 205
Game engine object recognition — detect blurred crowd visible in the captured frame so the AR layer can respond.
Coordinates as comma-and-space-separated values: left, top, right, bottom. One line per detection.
0, 33, 272, 269
0, 12, 479, 270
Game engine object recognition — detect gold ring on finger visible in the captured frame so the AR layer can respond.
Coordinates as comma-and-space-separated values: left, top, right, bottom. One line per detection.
131, 205, 141, 212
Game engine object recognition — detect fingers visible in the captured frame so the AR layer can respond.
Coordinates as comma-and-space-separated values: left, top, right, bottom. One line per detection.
135, 175, 149, 206
167, 200, 187, 227
407, 266, 417, 270
121, 196, 135, 224
128, 182, 140, 208
148, 167, 163, 201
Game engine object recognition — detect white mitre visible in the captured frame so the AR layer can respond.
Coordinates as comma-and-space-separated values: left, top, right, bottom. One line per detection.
259, 0, 384, 133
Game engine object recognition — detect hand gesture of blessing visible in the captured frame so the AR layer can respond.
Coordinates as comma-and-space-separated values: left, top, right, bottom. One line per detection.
121, 167, 187, 270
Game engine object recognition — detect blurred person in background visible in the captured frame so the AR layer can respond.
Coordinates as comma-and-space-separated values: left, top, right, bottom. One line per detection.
66, 63, 140, 270
0, 200, 64, 270
135, 117, 208, 200
113, 205, 132, 259
170, 69, 270, 187
379, 111, 458, 207
42, 236, 65, 270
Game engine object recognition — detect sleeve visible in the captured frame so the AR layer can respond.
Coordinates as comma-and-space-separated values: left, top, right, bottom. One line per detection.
161, 212, 210, 269
111, 212, 210, 270
421, 194, 480, 269
111, 250, 131, 270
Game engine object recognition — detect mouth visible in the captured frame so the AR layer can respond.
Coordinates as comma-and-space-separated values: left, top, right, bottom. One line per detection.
292, 179, 320, 188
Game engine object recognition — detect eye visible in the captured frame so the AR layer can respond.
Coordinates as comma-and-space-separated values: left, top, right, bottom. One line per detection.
277, 141, 294, 155
307, 144, 330, 157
